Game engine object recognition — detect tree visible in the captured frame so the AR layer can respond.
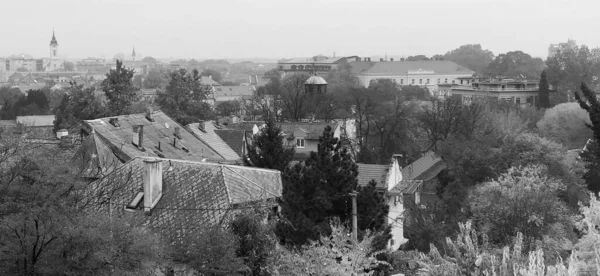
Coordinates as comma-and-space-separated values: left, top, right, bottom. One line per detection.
400, 85, 430, 101
0, 89, 51, 119
200, 69, 223, 83
141, 56, 157, 64
157, 68, 214, 126
278, 126, 358, 245
215, 100, 242, 118
356, 180, 390, 251
405, 55, 429, 61
443, 44, 495, 74
575, 82, 600, 194
100, 60, 140, 116
244, 118, 295, 172
537, 102, 591, 148
538, 70, 551, 108
280, 74, 311, 121
469, 165, 575, 251
143, 68, 167, 89
484, 51, 545, 79
53, 83, 107, 131
230, 211, 278, 276
546, 45, 600, 104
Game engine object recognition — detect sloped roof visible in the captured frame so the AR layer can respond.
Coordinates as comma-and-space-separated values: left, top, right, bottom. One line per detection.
225, 121, 261, 132
214, 86, 255, 98
214, 129, 245, 158
72, 131, 123, 177
280, 56, 345, 64
83, 111, 223, 163
350, 60, 474, 76
279, 122, 337, 140
401, 151, 446, 181
16, 115, 55, 127
84, 157, 282, 242
186, 122, 240, 161
357, 163, 389, 189
389, 180, 423, 195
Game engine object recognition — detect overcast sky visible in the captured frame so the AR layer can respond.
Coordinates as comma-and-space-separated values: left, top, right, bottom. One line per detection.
1, 0, 597, 61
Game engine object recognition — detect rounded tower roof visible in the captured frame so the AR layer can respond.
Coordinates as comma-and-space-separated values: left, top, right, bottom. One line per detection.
305, 75, 327, 85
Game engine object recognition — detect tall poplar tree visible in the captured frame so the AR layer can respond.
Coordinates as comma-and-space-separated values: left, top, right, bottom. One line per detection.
538, 70, 551, 108
574, 82, 600, 193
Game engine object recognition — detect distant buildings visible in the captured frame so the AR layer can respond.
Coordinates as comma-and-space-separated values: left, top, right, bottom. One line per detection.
548, 39, 577, 58
450, 77, 539, 107
349, 59, 475, 90
277, 54, 356, 77
2, 31, 65, 73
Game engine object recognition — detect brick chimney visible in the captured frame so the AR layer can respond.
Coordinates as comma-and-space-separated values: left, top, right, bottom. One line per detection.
132, 125, 144, 148
143, 159, 163, 215
146, 108, 154, 122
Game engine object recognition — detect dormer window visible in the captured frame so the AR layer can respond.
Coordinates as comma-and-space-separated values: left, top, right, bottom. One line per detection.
296, 137, 305, 148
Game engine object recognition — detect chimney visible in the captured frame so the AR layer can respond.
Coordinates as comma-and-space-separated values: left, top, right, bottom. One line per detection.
198, 121, 206, 132
146, 108, 154, 122
248, 75, 252, 84
132, 125, 144, 148
109, 118, 120, 127
143, 159, 163, 215
174, 127, 181, 139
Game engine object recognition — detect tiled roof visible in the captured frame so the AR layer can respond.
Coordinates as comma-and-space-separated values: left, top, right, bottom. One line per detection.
214, 129, 246, 158
72, 131, 123, 178
279, 122, 337, 140
225, 122, 261, 132
16, 115, 55, 127
214, 86, 255, 98
83, 111, 223, 163
357, 163, 389, 189
350, 60, 474, 76
186, 122, 240, 161
84, 157, 282, 243
389, 180, 423, 195
0, 120, 16, 128
401, 151, 446, 181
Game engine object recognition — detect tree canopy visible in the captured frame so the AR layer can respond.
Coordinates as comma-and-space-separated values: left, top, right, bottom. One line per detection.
100, 60, 140, 115
443, 44, 495, 74
157, 68, 214, 125
484, 50, 545, 79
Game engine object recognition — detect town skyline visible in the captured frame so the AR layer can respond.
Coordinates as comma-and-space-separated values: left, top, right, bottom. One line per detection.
1, 0, 598, 60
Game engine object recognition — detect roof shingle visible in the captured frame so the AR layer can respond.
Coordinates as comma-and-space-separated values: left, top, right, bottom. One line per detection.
357, 163, 389, 189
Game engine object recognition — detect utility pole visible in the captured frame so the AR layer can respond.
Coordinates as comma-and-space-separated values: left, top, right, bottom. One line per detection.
350, 191, 358, 241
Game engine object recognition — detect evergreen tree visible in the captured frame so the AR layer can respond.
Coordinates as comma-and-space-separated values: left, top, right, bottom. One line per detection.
356, 180, 391, 251
244, 118, 295, 171
279, 126, 357, 245
100, 59, 140, 115
574, 82, 600, 194
538, 70, 551, 108
157, 68, 214, 125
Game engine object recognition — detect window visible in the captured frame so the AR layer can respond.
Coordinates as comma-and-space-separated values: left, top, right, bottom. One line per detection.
516, 97, 521, 105
445, 78, 448, 83
460, 80, 464, 84
437, 78, 440, 84
296, 138, 305, 148
126, 192, 144, 210
427, 79, 430, 84
411, 79, 415, 84
419, 79, 422, 84
452, 80, 455, 84
392, 79, 396, 83
400, 79, 404, 84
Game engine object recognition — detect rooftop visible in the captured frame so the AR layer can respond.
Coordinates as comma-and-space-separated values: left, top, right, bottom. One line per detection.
214, 85, 255, 98
279, 122, 337, 140
16, 115, 55, 127
83, 111, 223, 163
401, 151, 446, 181
279, 56, 345, 64
350, 60, 474, 76
186, 122, 241, 161
356, 163, 389, 190
84, 157, 282, 243
214, 129, 246, 158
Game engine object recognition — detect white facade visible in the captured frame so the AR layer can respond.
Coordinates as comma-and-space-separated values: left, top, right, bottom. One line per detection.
358, 72, 474, 89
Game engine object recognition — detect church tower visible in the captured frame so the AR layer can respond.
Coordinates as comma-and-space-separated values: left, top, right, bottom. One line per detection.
49, 30, 59, 58
132, 46, 136, 63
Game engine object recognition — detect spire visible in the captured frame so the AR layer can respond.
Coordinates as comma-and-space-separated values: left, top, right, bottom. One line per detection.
50, 29, 58, 46
132, 46, 136, 58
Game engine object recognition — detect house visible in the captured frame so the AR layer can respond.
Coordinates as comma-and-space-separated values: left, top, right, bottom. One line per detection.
15, 115, 56, 138
349, 59, 475, 90
356, 151, 446, 250
82, 156, 282, 245
75, 110, 224, 176
451, 77, 539, 107
186, 121, 243, 161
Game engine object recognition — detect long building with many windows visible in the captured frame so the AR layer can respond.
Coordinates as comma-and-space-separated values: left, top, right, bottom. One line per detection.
450, 77, 539, 107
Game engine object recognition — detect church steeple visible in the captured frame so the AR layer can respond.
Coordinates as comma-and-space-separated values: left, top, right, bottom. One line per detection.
50, 30, 58, 46
49, 30, 59, 58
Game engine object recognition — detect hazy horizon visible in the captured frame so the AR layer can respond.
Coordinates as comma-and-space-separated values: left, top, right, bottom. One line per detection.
2, 0, 597, 61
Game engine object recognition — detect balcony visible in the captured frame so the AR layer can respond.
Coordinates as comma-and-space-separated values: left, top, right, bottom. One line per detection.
452, 85, 538, 92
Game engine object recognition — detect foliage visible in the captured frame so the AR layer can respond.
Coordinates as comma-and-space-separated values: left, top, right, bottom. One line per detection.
0, 89, 51, 119
141, 56, 157, 63
537, 102, 591, 148
546, 44, 600, 104
230, 211, 278, 276
201, 69, 223, 83
215, 100, 242, 118
443, 44, 495, 74
356, 180, 391, 251
573, 193, 600, 274
279, 73, 311, 121
401, 85, 430, 101
157, 68, 214, 125
270, 220, 390, 276
143, 67, 167, 89
244, 117, 295, 172
539, 70, 551, 108
53, 83, 107, 132
574, 82, 600, 194
278, 126, 358, 245
406, 55, 430, 61
469, 165, 575, 252
484, 51, 546, 79
100, 59, 140, 115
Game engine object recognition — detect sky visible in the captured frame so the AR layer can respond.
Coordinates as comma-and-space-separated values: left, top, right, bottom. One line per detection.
1, 0, 598, 61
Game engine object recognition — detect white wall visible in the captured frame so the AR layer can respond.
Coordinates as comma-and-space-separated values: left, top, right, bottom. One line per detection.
358, 73, 473, 88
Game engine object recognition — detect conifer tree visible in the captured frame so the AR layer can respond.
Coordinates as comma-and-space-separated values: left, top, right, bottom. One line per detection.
243, 117, 295, 172
101, 60, 140, 115
538, 70, 551, 108
574, 82, 600, 193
